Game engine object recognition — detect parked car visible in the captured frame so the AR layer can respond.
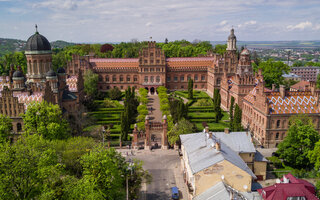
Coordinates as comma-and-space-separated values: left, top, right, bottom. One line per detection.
171, 187, 179, 200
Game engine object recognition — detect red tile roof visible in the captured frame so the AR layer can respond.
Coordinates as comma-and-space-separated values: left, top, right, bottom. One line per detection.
290, 81, 310, 91
66, 76, 78, 92
90, 58, 138, 63
267, 91, 319, 114
257, 173, 318, 200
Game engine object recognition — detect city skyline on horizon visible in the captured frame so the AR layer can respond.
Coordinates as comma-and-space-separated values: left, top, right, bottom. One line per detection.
1, 0, 320, 43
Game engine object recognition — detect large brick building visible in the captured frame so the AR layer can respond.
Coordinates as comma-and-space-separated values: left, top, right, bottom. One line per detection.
66, 28, 320, 148
67, 28, 254, 101
0, 27, 84, 134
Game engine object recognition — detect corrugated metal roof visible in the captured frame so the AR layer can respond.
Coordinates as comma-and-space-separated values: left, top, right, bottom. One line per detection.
180, 132, 256, 178
192, 182, 230, 200
212, 131, 256, 153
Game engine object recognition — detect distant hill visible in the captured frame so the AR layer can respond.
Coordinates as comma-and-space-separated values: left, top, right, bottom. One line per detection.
211, 40, 320, 49
0, 38, 76, 56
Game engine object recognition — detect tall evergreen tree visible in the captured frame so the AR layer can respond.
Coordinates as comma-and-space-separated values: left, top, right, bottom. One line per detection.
229, 96, 235, 131
213, 89, 222, 123
188, 79, 194, 99
233, 104, 242, 131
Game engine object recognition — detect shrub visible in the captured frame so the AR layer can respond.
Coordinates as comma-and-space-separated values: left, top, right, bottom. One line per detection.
193, 99, 213, 107
109, 87, 122, 100
103, 98, 117, 108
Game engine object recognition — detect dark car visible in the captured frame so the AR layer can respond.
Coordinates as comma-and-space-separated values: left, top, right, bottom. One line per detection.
171, 187, 179, 200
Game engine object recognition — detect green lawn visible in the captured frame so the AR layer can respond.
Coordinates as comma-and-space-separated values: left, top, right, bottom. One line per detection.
174, 90, 210, 99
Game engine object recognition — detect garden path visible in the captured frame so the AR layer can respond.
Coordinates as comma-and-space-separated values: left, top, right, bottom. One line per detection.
147, 94, 162, 122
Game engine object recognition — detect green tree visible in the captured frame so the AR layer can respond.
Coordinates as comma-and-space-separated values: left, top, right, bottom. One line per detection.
0, 114, 12, 143
80, 147, 126, 199
232, 104, 242, 131
213, 89, 222, 123
277, 118, 320, 169
22, 101, 70, 140
51, 137, 97, 177
169, 99, 188, 123
109, 87, 122, 100
229, 96, 235, 131
255, 59, 290, 88
213, 44, 227, 55
188, 79, 194, 99
0, 135, 63, 200
167, 118, 194, 145
84, 70, 98, 98
308, 140, 320, 172
317, 74, 320, 89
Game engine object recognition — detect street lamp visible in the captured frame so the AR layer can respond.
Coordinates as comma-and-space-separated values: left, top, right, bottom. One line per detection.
126, 159, 134, 200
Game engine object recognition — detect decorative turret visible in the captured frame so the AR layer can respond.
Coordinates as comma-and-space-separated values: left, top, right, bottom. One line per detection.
227, 28, 237, 51
46, 69, 58, 92
12, 66, 25, 90
237, 48, 252, 76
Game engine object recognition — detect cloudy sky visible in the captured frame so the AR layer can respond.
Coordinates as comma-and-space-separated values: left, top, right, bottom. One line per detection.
1, 0, 320, 43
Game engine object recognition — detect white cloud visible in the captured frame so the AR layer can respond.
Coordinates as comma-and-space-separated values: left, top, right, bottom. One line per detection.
145, 22, 153, 27
219, 20, 228, 26
287, 21, 312, 30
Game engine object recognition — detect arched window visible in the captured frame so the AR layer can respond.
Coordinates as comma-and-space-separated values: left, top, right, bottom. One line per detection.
150, 76, 154, 83
105, 75, 109, 82
17, 123, 22, 131
275, 132, 279, 139
194, 75, 198, 81
127, 75, 131, 82
99, 75, 103, 82
134, 75, 138, 82
180, 75, 184, 82
276, 120, 280, 128
144, 76, 148, 83
120, 75, 123, 82
156, 76, 160, 83
112, 75, 117, 82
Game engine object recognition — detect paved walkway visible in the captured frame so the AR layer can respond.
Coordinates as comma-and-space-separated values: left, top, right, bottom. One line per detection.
147, 94, 162, 122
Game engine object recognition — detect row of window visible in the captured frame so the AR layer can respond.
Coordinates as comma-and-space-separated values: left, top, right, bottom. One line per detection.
144, 76, 161, 83
167, 84, 205, 89
142, 68, 163, 72
167, 75, 206, 82
99, 75, 138, 83
99, 85, 137, 90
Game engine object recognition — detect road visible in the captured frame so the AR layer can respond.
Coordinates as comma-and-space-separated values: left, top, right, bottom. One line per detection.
119, 149, 188, 200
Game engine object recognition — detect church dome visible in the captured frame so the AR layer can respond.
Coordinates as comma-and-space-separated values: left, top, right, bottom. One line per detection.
25, 26, 51, 53
228, 28, 236, 40
57, 67, 66, 74
13, 70, 23, 78
46, 69, 57, 77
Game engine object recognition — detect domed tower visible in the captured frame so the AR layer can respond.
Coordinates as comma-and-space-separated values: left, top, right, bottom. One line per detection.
227, 28, 237, 51
12, 66, 25, 90
25, 25, 52, 83
46, 69, 58, 92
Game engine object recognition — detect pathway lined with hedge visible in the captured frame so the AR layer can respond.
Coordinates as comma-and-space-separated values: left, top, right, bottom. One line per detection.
148, 94, 162, 122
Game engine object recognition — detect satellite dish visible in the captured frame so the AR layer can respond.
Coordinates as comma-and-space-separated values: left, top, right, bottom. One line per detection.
276, 179, 281, 184
243, 185, 248, 190
221, 175, 224, 180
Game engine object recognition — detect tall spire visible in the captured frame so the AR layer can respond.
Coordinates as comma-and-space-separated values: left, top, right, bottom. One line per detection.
35, 24, 39, 34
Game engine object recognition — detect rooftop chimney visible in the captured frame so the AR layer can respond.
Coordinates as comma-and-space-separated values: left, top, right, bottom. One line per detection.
272, 84, 276, 91
224, 128, 230, 134
280, 85, 285, 99
205, 126, 209, 133
215, 142, 221, 151
305, 85, 310, 91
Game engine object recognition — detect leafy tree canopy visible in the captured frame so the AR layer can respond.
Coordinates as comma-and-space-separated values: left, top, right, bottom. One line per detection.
167, 118, 194, 145
277, 117, 320, 169
22, 101, 70, 140
84, 70, 98, 98
253, 59, 290, 88
0, 114, 12, 143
